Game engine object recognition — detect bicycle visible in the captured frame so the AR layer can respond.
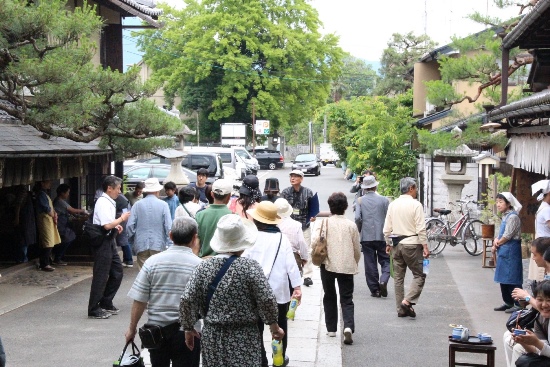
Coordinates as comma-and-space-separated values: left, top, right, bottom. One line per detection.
425, 196, 484, 256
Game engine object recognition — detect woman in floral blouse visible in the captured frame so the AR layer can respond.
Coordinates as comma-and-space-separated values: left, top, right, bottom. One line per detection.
180, 214, 284, 367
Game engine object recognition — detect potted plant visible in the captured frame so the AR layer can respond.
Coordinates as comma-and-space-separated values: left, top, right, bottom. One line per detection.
479, 194, 499, 239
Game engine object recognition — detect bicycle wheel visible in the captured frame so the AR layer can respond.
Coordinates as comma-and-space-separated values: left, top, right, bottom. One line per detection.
462, 219, 483, 256
426, 218, 448, 255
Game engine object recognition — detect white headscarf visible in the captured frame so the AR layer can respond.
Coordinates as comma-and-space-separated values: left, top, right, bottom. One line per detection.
500, 192, 522, 213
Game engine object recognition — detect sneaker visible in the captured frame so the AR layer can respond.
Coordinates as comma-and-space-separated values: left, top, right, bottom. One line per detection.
122, 262, 134, 268
505, 305, 522, 314
88, 311, 111, 319
327, 331, 336, 337
379, 282, 388, 297
101, 306, 120, 315
52, 260, 68, 266
303, 277, 313, 287
343, 327, 353, 345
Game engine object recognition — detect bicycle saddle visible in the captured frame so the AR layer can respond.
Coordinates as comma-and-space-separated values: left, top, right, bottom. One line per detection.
434, 208, 452, 215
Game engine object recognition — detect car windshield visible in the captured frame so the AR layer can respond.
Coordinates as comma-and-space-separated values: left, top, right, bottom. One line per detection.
235, 149, 252, 160
295, 154, 317, 162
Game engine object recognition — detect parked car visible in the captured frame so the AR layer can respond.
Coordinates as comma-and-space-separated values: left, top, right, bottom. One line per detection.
123, 152, 224, 180
123, 164, 215, 190
187, 146, 259, 176
250, 149, 284, 170
291, 153, 321, 176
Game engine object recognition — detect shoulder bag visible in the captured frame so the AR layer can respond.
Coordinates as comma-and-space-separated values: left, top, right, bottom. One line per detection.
205, 255, 238, 315
506, 307, 540, 333
311, 219, 328, 266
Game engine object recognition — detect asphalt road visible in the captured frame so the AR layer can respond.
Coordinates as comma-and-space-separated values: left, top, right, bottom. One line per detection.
0, 165, 509, 366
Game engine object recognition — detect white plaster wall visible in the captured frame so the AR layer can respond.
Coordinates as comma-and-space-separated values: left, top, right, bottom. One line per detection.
419, 157, 479, 216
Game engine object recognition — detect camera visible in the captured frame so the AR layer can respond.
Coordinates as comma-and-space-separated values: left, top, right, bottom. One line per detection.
359, 176, 364, 183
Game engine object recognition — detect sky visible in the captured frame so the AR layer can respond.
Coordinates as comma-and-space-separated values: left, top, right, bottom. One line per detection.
124, 0, 520, 68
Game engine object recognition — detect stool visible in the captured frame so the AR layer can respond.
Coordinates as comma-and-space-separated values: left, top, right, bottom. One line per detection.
449, 340, 496, 367
481, 238, 495, 268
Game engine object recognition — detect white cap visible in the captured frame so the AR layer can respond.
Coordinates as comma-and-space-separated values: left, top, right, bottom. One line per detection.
142, 178, 163, 193
212, 179, 232, 195
289, 169, 304, 177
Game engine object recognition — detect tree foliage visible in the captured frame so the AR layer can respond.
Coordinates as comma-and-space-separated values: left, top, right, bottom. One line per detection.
136, 0, 343, 132
375, 32, 437, 96
329, 54, 378, 102
0, 0, 180, 159
316, 91, 417, 196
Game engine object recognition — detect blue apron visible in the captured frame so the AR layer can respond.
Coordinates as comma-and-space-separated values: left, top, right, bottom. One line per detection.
494, 211, 523, 285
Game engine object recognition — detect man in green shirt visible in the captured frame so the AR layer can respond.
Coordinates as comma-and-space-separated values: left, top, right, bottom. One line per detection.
196, 179, 233, 257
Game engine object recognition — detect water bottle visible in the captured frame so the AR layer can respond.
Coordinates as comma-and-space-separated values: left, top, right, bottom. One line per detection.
272, 340, 284, 366
423, 259, 430, 274
286, 298, 299, 320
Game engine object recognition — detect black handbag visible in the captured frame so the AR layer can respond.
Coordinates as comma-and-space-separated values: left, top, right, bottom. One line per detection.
515, 352, 550, 367
82, 221, 107, 247
138, 324, 164, 349
506, 307, 540, 332
113, 341, 145, 367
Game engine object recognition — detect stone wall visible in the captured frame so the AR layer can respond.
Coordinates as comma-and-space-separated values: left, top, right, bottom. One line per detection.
419, 156, 479, 217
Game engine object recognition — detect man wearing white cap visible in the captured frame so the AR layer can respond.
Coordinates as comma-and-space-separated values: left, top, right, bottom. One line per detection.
196, 179, 233, 258
355, 176, 390, 298
281, 170, 317, 286
127, 178, 172, 269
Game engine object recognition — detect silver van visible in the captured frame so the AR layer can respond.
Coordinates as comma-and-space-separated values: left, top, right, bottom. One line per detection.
187, 146, 260, 176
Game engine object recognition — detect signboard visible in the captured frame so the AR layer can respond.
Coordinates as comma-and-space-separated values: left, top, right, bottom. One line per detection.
255, 120, 270, 135
221, 123, 247, 146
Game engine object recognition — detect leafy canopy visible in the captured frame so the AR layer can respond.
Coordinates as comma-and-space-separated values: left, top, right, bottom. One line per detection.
329, 54, 378, 102
0, 0, 181, 159
136, 0, 344, 130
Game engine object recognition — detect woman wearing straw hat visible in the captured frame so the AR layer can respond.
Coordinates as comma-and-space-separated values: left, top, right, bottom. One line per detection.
180, 214, 284, 367
492, 192, 524, 313
243, 201, 303, 367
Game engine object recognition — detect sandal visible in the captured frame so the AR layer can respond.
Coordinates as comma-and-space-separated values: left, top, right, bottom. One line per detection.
400, 302, 416, 318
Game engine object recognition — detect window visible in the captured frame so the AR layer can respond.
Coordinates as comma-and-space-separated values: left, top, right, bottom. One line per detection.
219, 153, 232, 163
152, 167, 170, 179
126, 167, 151, 179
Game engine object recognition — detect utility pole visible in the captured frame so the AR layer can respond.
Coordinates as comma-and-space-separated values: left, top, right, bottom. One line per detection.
308, 121, 313, 153
323, 113, 327, 143
196, 109, 200, 147
252, 100, 256, 153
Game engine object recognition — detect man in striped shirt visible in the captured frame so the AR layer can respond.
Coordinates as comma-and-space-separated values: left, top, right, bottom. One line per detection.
125, 217, 201, 367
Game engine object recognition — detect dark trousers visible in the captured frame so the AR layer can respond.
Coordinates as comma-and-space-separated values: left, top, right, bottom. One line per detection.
149, 331, 200, 367
121, 244, 133, 264
500, 283, 522, 307
39, 247, 52, 268
87, 237, 123, 315
259, 302, 289, 366
361, 241, 390, 294
52, 240, 72, 262
320, 265, 355, 333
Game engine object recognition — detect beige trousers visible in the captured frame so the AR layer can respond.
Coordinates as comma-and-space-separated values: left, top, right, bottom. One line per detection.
136, 250, 160, 269
302, 227, 313, 278
392, 243, 426, 313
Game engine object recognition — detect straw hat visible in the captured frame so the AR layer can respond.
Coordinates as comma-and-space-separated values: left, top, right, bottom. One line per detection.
274, 198, 293, 218
143, 178, 163, 193
246, 201, 281, 224
210, 214, 258, 253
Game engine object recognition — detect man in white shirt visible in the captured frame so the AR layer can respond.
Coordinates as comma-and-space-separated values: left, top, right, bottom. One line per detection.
383, 177, 428, 319
88, 175, 130, 319
529, 181, 550, 281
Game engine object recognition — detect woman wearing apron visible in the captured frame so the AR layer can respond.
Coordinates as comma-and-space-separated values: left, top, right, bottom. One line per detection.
34, 180, 61, 271
492, 192, 523, 313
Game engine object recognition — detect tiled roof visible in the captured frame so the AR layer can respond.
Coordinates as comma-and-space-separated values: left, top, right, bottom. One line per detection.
107, 0, 162, 27
0, 120, 109, 157
488, 89, 550, 121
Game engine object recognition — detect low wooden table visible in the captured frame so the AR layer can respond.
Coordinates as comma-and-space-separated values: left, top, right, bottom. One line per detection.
449, 339, 496, 367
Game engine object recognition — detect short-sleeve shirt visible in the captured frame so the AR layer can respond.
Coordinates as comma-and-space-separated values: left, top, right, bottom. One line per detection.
536, 202, 550, 238
53, 198, 70, 216
93, 193, 116, 226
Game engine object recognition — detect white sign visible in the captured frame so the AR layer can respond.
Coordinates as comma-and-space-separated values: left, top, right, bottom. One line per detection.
255, 120, 270, 135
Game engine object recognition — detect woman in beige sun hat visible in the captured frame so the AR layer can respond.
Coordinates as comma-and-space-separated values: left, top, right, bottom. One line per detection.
243, 201, 303, 367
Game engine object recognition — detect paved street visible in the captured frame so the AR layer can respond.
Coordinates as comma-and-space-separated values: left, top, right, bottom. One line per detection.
0, 165, 512, 366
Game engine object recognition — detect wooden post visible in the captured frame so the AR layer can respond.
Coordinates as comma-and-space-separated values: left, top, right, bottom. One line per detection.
252, 100, 256, 153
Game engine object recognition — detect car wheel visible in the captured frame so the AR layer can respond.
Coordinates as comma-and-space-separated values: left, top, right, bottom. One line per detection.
322, 162, 327, 166
268, 162, 276, 170
315, 168, 320, 176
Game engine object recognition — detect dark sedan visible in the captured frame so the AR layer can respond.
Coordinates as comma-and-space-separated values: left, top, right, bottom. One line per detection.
250, 149, 284, 170
291, 153, 321, 176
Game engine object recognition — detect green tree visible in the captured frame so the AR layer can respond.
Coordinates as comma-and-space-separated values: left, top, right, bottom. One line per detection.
330, 55, 378, 102
317, 91, 417, 196
136, 0, 344, 132
0, 0, 180, 160
375, 32, 437, 96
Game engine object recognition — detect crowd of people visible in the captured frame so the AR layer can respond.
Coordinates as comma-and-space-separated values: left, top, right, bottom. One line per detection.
18, 167, 550, 366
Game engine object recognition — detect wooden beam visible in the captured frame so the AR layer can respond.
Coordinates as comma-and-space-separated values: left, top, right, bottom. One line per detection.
509, 125, 550, 134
